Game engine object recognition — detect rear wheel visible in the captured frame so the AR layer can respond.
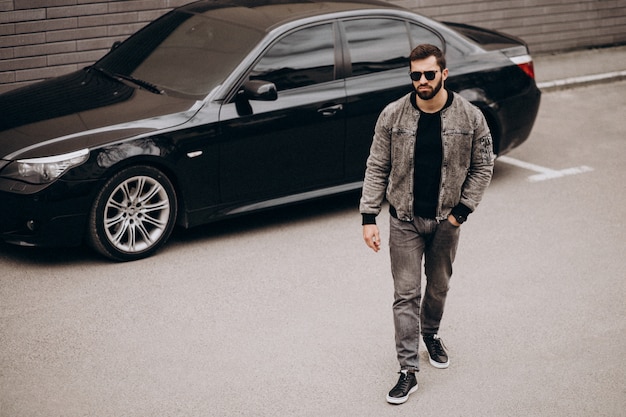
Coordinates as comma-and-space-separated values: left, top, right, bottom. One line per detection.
87, 165, 177, 261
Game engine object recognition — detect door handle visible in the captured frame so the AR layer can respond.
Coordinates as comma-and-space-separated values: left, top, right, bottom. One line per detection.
317, 104, 343, 117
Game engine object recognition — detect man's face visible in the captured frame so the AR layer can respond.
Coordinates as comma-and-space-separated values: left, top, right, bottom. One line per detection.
410, 56, 448, 100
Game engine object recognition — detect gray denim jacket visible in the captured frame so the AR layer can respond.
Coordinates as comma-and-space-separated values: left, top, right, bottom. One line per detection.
359, 91, 494, 222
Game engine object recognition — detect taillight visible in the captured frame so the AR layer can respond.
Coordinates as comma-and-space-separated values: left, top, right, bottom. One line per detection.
510, 54, 535, 79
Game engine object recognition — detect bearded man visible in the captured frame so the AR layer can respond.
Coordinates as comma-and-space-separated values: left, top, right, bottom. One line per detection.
359, 44, 495, 405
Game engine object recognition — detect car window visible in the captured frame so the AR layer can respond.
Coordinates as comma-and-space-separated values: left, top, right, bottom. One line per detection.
343, 18, 410, 77
250, 24, 335, 91
409, 23, 444, 51
98, 11, 264, 99
409, 23, 464, 62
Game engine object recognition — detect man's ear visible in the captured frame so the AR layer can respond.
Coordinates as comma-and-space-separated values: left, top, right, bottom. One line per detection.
442, 68, 449, 80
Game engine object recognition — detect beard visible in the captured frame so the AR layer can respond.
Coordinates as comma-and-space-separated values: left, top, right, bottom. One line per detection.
416, 77, 443, 100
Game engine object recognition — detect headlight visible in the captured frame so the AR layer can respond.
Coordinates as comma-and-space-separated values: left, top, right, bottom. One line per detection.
2, 149, 90, 184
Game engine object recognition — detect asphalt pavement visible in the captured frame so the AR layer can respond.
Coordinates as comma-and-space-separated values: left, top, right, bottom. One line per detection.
533, 44, 626, 91
1, 44, 625, 417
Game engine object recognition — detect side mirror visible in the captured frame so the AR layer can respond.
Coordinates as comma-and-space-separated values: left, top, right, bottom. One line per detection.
241, 80, 277, 101
235, 80, 278, 116
110, 41, 122, 51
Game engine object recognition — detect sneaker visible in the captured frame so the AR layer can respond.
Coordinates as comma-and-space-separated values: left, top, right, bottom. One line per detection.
423, 334, 449, 369
386, 370, 418, 404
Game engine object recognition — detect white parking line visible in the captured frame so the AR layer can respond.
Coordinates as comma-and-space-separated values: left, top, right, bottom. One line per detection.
497, 155, 594, 182
536, 70, 626, 91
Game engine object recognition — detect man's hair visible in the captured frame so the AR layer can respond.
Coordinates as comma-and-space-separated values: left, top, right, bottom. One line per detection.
409, 44, 446, 70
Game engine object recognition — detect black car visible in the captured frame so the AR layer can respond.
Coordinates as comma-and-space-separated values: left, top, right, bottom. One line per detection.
0, 0, 540, 261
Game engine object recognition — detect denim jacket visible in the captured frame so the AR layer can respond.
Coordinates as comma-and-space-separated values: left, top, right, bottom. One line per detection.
360, 91, 494, 223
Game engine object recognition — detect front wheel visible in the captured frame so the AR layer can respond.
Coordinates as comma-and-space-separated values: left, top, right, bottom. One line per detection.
87, 165, 177, 261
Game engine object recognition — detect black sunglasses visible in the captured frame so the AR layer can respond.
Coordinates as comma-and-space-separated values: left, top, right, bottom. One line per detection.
409, 70, 438, 81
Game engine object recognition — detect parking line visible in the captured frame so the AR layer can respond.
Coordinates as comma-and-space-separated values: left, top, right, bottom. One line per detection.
536, 70, 626, 91
497, 155, 594, 182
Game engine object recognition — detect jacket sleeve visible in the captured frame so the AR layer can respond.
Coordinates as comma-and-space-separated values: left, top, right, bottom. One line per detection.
458, 108, 495, 212
359, 108, 392, 222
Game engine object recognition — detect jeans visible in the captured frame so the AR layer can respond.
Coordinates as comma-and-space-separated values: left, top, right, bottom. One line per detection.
389, 215, 460, 372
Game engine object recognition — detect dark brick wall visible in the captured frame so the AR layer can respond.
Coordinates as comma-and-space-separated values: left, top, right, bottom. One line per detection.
0, 0, 190, 92
1, 0, 625, 93
402, 0, 626, 53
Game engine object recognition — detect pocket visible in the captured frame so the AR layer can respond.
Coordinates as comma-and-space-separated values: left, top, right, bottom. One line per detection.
390, 128, 414, 154
447, 219, 460, 228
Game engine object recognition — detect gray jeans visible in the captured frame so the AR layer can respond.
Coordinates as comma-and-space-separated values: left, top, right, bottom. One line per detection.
389, 215, 460, 372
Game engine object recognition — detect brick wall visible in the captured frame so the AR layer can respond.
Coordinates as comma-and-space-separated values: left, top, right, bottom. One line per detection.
403, 0, 626, 53
1, 0, 625, 93
0, 0, 191, 93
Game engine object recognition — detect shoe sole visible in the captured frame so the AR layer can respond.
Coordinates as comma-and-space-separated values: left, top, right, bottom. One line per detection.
429, 357, 449, 369
386, 384, 418, 405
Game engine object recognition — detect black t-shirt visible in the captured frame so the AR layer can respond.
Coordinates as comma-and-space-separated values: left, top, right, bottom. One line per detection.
411, 90, 454, 219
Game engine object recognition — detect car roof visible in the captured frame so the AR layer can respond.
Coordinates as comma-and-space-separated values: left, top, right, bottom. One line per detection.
178, 0, 406, 32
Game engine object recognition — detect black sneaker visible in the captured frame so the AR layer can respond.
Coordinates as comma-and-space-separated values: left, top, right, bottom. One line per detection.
423, 334, 449, 369
386, 370, 418, 404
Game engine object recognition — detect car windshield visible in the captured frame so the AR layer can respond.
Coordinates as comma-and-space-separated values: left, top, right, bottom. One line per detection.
95, 10, 264, 99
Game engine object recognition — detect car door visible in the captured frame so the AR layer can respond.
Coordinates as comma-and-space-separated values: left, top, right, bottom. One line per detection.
217, 22, 346, 203
342, 18, 445, 181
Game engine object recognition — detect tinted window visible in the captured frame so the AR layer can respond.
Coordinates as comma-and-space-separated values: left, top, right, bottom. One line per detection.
409, 23, 444, 50
250, 24, 335, 91
98, 11, 263, 98
344, 19, 410, 77
409, 23, 463, 62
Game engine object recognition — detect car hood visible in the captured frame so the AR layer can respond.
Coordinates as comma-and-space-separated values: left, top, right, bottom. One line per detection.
0, 68, 201, 159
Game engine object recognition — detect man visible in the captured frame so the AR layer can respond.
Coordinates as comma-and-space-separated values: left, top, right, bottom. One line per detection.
360, 44, 494, 405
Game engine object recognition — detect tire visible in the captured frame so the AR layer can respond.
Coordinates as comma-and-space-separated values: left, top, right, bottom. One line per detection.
87, 165, 177, 261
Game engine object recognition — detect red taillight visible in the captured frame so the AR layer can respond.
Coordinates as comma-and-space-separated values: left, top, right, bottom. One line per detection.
510, 55, 535, 79
518, 61, 535, 79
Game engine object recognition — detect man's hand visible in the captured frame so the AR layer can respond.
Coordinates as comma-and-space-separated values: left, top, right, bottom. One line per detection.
447, 214, 461, 227
363, 224, 381, 252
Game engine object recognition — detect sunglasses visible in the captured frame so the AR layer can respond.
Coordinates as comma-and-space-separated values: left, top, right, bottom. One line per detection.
409, 70, 438, 81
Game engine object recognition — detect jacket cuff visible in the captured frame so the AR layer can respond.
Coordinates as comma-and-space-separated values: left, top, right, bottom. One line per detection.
362, 213, 377, 225
450, 203, 472, 219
